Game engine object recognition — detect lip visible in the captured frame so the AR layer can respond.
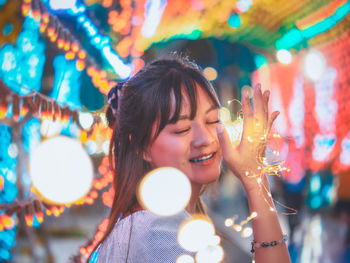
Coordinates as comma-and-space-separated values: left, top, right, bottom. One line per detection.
189, 152, 217, 165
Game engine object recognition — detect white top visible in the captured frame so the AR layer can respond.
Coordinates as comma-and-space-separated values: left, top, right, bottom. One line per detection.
95, 210, 195, 262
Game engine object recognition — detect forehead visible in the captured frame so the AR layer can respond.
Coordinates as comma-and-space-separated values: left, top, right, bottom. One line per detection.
169, 85, 215, 118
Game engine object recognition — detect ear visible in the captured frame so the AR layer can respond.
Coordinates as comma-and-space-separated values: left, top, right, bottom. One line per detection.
143, 150, 152, 163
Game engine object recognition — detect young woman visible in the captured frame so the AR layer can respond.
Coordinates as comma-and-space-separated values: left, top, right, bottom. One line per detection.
90, 56, 291, 262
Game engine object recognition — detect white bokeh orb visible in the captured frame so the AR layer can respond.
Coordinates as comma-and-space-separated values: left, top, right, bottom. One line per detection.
30, 136, 93, 204
276, 49, 292, 65
195, 245, 224, 263
303, 50, 326, 82
176, 254, 195, 263
138, 167, 191, 216
178, 217, 216, 252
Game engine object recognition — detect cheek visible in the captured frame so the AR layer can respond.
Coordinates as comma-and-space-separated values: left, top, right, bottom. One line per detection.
150, 137, 190, 167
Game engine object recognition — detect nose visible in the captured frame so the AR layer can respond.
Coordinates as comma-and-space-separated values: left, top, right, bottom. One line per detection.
191, 124, 215, 148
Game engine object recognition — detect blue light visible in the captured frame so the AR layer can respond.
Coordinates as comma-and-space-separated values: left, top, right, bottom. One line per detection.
3, 24, 13, 36
0, 124, 18, 261
254, 53, 268, 68
51, 55, 82, 109
310, 195, 323, 210
0, 16, 46, 95
228, 13, 241, 28
102, 46, 133, 79
310, 173, 321, 194
77, 15, 86, 23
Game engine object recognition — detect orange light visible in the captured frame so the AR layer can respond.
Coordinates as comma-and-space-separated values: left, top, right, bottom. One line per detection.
47, 27, 55, 37
42, 13, 49, 24
57, 38, 64, 49
76, 59, 86, 71
32, 10, 41, 21
78, 50, 86, 59
65, 51, 75, 60
39, 23, 47, 33
64, 42, 71, 51
71, 43, 79, 52
21, 4, 31, 16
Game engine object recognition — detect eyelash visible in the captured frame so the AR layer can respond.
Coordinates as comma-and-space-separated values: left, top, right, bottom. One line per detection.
174, 120, 220, 134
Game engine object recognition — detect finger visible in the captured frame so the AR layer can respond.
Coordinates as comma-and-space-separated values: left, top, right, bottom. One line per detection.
252, 83, 265, 121
216, 123, 235, 165
262, 90, 270, 127
241, 89, 254, 129
266, 111, 280, 135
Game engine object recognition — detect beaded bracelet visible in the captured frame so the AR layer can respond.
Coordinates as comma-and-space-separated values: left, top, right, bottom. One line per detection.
251, 234, 288, 261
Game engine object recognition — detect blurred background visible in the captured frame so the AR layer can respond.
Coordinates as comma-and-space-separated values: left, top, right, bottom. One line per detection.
0, 0, 350, 262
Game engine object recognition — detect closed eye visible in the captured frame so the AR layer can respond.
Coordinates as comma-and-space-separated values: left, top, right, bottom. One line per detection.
175, 128, 191, 134
207, 120, 220, 125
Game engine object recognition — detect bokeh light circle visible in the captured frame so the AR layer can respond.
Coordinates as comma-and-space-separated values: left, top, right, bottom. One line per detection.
303, 50, 326, 82
178, 216, 216, 252
176, 254, 195, 263
195, 245, 224, 263
138, 167, 191, 216
30, 136, 93, 204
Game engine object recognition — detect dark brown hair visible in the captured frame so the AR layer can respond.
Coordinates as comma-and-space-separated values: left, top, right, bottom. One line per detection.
89, 55, 220, 261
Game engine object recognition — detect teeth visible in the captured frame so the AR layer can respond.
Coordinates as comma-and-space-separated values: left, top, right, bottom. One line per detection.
190, 153, 214, 163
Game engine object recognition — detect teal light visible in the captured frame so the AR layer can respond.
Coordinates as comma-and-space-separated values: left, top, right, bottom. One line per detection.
228, 13, 241, 28
254, 54, 268, 69
3, 24, 13, 36
310, 195, 323, 210
275, 1, 350, 50
310, 173, 321, 194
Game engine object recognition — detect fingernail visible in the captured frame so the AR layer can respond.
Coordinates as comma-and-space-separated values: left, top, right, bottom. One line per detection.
216, 123, 224, 134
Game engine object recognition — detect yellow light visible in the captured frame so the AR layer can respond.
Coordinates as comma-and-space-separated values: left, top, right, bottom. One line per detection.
176, 255, 195, 263
203, 67, 218, 81
30, 136, 93, 204
241, 227, 253, 238
138, 167, 191, 216
178, 216, 215, 252
233, 225, 242, 232
224, 218, 233, 227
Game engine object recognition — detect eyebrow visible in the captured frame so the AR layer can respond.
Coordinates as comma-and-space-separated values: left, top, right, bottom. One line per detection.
178, 105, 219, 120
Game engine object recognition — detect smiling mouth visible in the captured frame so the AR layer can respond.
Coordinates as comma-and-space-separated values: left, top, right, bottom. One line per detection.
189, 152, 216, 163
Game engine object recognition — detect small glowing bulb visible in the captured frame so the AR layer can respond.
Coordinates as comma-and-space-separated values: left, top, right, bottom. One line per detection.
79, 112, 94, 130
251, 212, 258, 218
241, 227, 253, 238
247, 136, 253, 142
233, 225, 242, 232
245, 171, 249, 176
257, 178, 262, 183
224, 218, 233, 227
270, 208, 275, 212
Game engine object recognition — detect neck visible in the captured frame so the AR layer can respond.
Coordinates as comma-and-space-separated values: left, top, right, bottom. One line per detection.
186, 183, 202, 214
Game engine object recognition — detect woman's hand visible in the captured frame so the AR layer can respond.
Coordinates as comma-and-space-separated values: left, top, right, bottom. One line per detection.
216, 84, 279, 192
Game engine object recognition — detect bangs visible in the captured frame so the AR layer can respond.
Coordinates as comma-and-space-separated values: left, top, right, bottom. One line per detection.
153, 67, 220, 138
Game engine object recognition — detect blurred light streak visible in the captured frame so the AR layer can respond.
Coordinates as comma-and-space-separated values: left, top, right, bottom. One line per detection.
141, 0, 167, 38
276, 1, 350, 50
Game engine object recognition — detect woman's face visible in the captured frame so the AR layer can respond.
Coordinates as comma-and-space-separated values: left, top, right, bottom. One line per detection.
145, 86, 222, 189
